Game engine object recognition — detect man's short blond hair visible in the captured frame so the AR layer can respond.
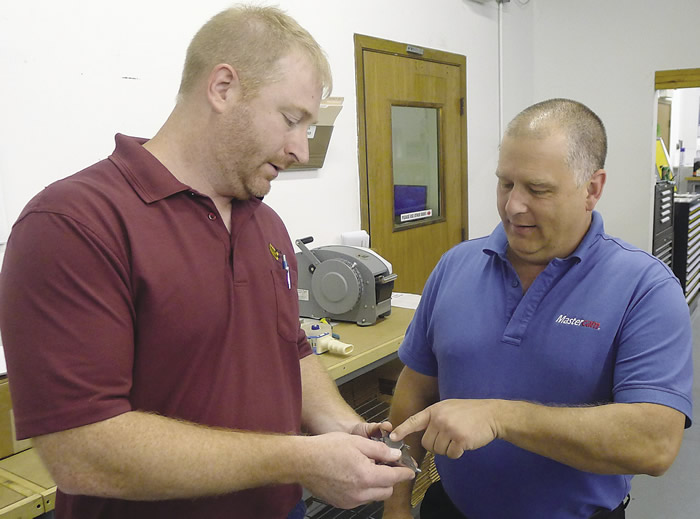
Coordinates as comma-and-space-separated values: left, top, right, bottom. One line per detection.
504, 98, 607, 187
179, 5, 332, 99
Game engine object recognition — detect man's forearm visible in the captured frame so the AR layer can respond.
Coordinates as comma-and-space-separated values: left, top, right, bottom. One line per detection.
33, 410, 314, 500
35, 407, 416, 508
400, 398, 686, 476
382, 367, 439, 518
299, 354, 364, 434
497, 400, 685, 476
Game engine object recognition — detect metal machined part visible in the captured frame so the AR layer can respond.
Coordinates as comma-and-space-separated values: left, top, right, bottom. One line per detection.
373, 430, 421, 474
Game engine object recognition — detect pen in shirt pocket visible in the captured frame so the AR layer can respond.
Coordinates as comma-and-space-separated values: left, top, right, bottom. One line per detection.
282, 254, 291, 290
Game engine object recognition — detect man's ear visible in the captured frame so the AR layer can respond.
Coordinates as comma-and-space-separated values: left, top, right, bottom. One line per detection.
206, 64, 241, 113
585, 169, 606, 211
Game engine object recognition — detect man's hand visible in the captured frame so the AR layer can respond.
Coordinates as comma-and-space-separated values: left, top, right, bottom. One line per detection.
390, 399, 500, 459
350, 420, 393, 439
301, 432, 416, 509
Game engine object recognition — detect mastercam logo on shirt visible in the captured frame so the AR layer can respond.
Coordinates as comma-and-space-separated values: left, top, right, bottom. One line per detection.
555, 314, 601, 330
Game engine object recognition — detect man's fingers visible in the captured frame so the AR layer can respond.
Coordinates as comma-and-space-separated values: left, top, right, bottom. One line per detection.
445, 440, 465, 459
306, 433, 416, 510
357, 436, 403, 464
378, 421, 393, 434
370, 462, 417, 486
352, 421, 393, 440
390, 409, 431, 441
432, 431, 452, 456
348, 467, 414, 506
354, 439, 416, 485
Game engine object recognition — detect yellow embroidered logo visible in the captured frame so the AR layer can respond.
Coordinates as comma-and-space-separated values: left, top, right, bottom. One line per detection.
269, 243, 280, 261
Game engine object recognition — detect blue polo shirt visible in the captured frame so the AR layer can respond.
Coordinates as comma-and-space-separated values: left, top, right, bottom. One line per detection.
399, 211, 693, 519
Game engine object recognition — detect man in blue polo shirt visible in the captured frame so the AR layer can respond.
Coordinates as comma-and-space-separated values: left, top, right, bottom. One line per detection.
382, 99, 693, 519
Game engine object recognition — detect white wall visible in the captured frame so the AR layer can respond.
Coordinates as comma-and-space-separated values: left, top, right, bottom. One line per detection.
529, 0, 700, 250
0, 0, 523, 254
4, 0, 699, 265
501, 1, 535, 134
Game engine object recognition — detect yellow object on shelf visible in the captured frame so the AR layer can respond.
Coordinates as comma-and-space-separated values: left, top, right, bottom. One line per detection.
656, 137, 672, 180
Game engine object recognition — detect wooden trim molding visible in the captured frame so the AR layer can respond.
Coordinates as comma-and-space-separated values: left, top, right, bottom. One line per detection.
655, 68, 700, 90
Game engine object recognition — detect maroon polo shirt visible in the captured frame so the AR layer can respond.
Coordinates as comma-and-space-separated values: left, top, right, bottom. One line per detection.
0, 134, 312, 518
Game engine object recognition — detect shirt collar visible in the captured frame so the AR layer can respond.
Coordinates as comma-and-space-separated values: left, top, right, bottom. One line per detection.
483, 222, 510, 260
482, 210, 605, 263
108, 133, 191, 203
570, 210, 605, 260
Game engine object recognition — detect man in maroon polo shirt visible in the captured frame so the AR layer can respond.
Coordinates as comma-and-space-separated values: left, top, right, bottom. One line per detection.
0, 6, 414, 519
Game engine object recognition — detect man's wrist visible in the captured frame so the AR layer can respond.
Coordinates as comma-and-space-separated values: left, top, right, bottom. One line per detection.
494, 399, 531, 442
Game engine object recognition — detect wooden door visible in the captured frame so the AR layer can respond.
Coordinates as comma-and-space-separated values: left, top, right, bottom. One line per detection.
356, 35, 467, 294
657, 99, 671, 153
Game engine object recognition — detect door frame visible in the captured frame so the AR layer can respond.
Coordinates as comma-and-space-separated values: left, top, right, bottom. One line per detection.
653, 67, 700, 186
354, 34, 468, 241
655, 68, 700, 89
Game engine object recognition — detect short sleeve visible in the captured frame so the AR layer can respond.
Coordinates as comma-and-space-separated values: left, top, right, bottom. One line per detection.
0, 212, 135, 438
613, 276, 693, 426
398, 258, 447, 377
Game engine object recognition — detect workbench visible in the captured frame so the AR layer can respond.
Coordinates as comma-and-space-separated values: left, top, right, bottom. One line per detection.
316, 306, 415, 384
0, 448, 55, 518
685, 176, 700, 193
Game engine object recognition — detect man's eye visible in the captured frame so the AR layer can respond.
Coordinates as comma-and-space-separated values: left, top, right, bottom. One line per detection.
283, 114, 298, 127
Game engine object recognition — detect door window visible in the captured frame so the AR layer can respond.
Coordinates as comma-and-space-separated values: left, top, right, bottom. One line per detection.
391, 105, 442, 227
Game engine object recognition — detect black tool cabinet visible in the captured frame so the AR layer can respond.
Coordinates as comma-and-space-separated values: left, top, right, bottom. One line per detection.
652, 181, 675, 269
672, 193, 700, 307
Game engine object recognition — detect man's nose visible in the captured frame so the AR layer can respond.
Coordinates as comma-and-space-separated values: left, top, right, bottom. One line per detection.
504, 187, 528, 215
287, 126, 310, 165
